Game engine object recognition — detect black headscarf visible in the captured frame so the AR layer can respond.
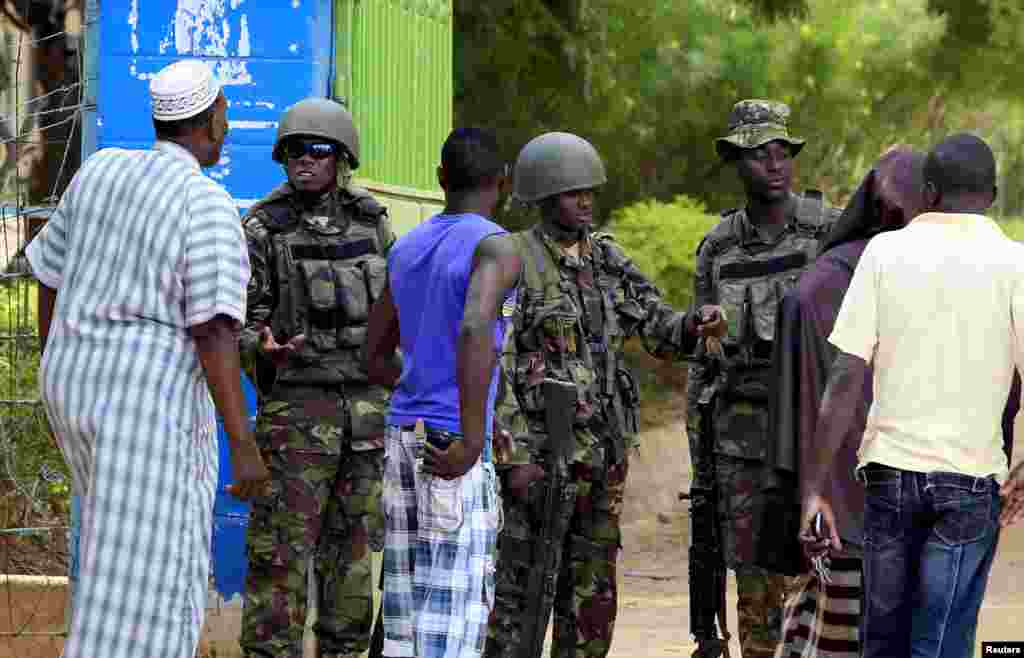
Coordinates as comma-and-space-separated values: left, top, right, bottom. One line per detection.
821, 147, 926, 253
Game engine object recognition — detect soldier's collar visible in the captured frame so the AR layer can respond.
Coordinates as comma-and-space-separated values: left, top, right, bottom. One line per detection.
740, 195, 798, 245
536, 223, 593, 261
288, 184, 335, 209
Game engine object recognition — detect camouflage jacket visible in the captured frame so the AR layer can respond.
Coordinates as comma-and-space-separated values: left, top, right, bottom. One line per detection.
241, 182, 396, 440
687, 191, 840, 461
495, 224, 698, 470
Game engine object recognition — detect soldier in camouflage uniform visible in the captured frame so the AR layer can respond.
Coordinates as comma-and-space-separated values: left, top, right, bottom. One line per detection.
687, 100, 840, 658
486, 132, 723, 658
239, 98, 395, 658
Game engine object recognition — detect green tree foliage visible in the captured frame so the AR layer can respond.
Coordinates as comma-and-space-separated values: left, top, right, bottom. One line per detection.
456, 0, 1024, 229
609, 195, 717, 310
0, 281, 68, 516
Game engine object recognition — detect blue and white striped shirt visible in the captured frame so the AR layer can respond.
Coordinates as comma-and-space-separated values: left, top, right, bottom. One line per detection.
25, 140, 249, 658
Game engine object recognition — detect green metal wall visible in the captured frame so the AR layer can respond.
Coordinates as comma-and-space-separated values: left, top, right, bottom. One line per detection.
334, 0, 452, 194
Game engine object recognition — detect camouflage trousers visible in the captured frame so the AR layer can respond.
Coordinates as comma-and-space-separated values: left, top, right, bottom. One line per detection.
240, 387, 385, 658
718, 456, 787, 658
735, 565, 788, 658
486, 445, 628, 658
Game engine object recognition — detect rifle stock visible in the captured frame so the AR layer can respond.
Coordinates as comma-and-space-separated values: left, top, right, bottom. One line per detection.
689, 386, 731, 658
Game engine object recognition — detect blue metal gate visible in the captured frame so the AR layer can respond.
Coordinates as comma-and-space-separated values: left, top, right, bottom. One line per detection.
89, 0, 333, 208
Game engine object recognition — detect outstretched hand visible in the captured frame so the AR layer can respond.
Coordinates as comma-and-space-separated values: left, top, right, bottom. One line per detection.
695, 305, 727, 339
259, 327, 305, 369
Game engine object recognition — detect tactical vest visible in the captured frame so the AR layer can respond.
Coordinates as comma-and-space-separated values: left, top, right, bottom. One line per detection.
257, 188, 388, 387
703, 191, 833, 401
510, 228, 640, 450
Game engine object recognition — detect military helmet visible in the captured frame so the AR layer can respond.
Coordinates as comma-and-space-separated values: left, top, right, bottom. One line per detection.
512, 132, 607, 203
273, 98, 361, 169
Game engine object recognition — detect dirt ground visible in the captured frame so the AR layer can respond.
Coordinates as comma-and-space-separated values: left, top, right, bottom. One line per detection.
611, 395, 1024, 657
6, 388, 1023, 658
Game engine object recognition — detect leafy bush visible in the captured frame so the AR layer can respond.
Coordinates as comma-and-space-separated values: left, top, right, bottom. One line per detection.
609, 195, 718, 311
0, 280, 68, 522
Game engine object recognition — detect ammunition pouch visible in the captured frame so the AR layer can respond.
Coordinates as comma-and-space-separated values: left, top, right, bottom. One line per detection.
279, 250, 388, 385
615, 367, 640, 436
540, 312, 580, 354
298, 257, 385, 341
721, 365, 773, 403
345, 385, 389, 448
278, 349, 369, 385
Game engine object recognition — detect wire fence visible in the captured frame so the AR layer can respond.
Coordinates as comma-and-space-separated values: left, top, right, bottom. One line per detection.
0, 2, 88, 656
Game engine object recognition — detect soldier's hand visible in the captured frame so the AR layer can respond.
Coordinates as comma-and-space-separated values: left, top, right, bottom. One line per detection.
506, 464, 546, 501
694, 305, 727, 339
799, 493, 842, 555
225, 439, 271, 500
494, 428, 513, 464
423, 440, 476, 479
999, 461, 1024, 527
259, 326, 306, 369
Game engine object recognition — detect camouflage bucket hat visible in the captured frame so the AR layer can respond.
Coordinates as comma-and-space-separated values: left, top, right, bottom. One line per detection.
715, 99, 805, 160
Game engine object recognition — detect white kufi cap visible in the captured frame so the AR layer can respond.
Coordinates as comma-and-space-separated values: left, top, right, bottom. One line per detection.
150, 59, 221, 122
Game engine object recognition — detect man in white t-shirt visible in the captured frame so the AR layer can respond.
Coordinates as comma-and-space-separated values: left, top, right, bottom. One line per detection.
800, 133, 1024, 658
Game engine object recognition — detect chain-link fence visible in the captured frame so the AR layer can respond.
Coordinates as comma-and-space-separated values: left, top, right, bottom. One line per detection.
0, 2, 87, 657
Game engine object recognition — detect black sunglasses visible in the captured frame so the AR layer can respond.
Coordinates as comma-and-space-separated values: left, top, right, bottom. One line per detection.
285, 140, 338, 161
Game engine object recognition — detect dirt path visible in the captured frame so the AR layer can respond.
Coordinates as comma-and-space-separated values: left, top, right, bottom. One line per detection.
609, 407, 1024, 657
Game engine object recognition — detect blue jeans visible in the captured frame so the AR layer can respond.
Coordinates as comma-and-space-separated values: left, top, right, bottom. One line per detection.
859, 463, 1000, 658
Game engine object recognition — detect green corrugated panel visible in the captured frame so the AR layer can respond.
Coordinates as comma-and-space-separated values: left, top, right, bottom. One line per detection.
335, 0, 452, 193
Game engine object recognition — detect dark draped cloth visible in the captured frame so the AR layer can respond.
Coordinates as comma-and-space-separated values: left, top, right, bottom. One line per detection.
755, 150, 1021, 575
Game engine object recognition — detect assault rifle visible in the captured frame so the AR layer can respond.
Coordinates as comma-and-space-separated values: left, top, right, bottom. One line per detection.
520, 378, 577, 658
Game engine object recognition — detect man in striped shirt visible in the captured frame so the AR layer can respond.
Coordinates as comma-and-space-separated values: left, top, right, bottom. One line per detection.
25, 59, 269, 658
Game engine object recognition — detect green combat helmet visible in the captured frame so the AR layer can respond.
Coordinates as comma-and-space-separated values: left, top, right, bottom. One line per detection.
272, 97, 361, 169
512, 131, 607, 204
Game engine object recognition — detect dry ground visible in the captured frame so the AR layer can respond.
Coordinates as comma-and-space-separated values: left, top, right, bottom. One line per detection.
5, 388, 1023, 658
611, 392, 1024, 657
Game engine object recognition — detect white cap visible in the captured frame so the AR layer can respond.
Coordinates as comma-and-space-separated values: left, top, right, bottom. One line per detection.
150, 60, 221, 122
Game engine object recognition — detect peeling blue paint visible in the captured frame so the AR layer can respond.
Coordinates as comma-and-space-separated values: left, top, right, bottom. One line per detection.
93, 0, 334, 204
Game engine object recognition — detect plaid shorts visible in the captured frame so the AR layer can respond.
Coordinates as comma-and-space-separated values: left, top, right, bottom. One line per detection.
381, 424, 502, 658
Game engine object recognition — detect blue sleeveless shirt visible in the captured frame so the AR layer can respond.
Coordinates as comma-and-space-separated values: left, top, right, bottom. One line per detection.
386, 213, 513, 461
